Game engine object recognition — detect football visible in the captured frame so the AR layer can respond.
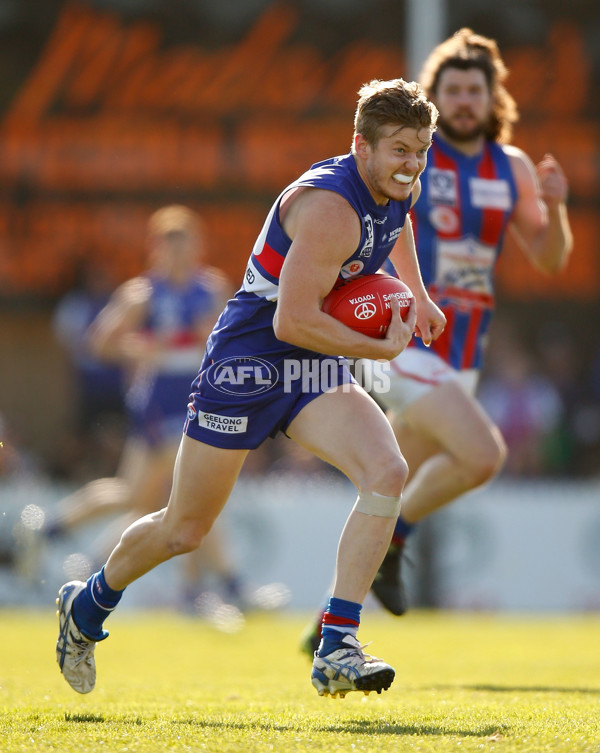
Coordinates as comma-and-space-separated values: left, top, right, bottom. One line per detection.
322, 273, 413, 339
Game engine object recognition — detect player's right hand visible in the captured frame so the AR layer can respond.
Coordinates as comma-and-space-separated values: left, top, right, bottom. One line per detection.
414, 296, 446, 347
383, 296, 417, 359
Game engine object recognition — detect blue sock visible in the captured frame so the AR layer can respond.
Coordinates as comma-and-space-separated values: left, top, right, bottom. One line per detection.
318, 596, 362, 657
72, 566, 124, 641
392, 515, 415, 547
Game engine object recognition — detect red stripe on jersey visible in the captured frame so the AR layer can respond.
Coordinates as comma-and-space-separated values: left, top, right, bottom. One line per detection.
478, 145, 505, 246
433, 146, 461, 239
254, 242, 285, 279
461, 307, 483, 369
431, 306, 454, 363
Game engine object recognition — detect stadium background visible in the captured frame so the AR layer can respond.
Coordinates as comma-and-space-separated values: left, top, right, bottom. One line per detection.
0, 0, 599, 611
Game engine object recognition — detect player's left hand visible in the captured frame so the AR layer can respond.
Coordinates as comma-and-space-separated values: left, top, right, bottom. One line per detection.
536, 153, 569, 209
414, 295, 446, 347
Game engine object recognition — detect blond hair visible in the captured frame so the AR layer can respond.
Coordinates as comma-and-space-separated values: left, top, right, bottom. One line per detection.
353, 78, 438, 149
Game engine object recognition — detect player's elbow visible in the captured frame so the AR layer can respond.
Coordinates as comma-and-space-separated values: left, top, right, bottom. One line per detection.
272, 307, 287, 342
273, 305, 303, 344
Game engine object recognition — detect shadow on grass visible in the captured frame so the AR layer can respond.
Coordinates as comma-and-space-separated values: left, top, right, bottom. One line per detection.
173, 718, 509, 738
63, 713, 510, 738
64, 713, 143, 725
433, 684, 600, 695
65, 714, 105, 723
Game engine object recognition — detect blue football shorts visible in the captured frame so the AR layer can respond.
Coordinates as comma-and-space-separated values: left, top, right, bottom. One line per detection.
184, 349, 355, 449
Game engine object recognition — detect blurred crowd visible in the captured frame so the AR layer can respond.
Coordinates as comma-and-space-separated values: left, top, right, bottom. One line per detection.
478, 315, 600, 479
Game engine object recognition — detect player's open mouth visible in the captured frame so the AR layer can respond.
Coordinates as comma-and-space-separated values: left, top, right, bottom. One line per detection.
392, 173, 413, 185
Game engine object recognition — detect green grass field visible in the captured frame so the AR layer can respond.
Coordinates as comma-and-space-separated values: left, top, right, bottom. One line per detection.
1, 609, 599, 752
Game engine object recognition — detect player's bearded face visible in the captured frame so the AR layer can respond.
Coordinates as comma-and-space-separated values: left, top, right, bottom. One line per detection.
434, 67, 493, 142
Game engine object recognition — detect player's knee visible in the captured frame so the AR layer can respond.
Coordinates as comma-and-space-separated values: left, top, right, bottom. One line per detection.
465, 432, 506, 488
357, 451, 408, 499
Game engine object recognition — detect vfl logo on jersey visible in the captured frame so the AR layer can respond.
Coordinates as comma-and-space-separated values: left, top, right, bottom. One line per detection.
340, 260, 364, 279
469, 178, 512, 210
428, 168, 458, 206
429, 205, 460, 234
358, 215, 374, 258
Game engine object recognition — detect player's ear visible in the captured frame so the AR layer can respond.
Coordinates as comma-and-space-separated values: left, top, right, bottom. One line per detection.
354, 133, 370, 159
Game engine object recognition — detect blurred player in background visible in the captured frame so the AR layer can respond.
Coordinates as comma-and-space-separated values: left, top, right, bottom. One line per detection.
52, 259, 126, 480
300, 29, 573, 650
45, 205, 280, 619
55, 78, 444, 698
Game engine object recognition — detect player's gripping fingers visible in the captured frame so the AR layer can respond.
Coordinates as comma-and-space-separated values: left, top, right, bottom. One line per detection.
386, 296, 416, 355
403, 295, 417, 331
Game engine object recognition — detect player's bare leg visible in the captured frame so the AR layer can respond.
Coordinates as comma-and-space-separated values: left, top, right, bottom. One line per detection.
392, 380, 506, 523
287, 383, 406, 697
371, 380, 506, 616
103, 437, 248, 590
56, 437, 247, 693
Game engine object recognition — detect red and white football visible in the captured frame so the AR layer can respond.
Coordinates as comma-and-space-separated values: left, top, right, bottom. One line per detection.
322, 273, 413, 339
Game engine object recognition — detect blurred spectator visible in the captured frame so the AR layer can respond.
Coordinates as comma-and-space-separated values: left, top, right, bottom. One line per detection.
0, 411, 41, 480
536, 322, 600, 476
479, 323, 563, 476
52, 259, 126, 480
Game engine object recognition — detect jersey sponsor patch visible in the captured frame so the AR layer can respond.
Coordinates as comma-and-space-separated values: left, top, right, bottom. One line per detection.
428, 168, 458, 205
197, 411, 248, 433
435, 237, 496, 294
469, 177, 512, 210
340, 259, 364, 278
386, 225, 404, 243
429, 205, 460, 234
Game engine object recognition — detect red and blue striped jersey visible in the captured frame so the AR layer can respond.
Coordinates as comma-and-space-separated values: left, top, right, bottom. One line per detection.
409, 134, 518, 370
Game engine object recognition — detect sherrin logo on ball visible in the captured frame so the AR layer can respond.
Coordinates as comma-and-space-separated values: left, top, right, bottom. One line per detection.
322, 273, 413, 339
